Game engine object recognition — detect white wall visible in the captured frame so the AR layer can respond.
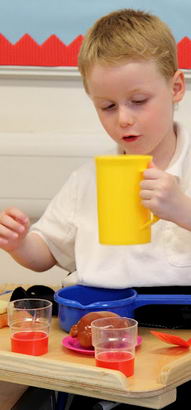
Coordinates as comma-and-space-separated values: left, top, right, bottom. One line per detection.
0, 67, 190, 286
0, 67, 115, 286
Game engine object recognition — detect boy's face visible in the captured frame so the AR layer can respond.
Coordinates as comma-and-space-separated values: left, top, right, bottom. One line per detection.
87, 60, 184, 168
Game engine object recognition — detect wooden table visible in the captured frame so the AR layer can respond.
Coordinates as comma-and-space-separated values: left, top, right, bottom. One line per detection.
1, 287, 191, 409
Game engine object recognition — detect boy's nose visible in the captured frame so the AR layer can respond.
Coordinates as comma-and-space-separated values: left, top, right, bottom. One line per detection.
118, 106, 134, 127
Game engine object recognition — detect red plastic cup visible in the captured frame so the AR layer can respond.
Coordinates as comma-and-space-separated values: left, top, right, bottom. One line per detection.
8, 298, 52, 356
91, 317, 138, 377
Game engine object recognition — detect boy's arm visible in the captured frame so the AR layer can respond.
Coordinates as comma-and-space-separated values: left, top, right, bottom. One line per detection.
0, 207, 56, 271
10, 232, 56, 272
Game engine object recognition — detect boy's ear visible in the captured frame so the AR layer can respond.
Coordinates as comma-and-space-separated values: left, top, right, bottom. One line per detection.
172, 70, 185, 102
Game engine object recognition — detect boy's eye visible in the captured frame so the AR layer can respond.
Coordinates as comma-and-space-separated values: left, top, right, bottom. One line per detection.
102, 103, 116, 111
132, 99, 147, 105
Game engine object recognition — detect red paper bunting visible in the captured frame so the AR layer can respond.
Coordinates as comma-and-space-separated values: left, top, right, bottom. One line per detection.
0, 33, 83, 66
0, 34, 190, 68
177, 37, 191, 69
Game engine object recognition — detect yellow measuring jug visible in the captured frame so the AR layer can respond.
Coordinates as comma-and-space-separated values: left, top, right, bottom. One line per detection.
95, 155, 158, 245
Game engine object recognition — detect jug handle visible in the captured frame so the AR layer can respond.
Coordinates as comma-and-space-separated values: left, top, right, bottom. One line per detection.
141, 214, 159, 230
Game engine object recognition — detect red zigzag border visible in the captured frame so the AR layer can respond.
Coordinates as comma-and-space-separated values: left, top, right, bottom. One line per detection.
0, 34, 190, 68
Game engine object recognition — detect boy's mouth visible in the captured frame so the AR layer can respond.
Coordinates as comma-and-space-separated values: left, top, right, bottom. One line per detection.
122, 135, 140, 142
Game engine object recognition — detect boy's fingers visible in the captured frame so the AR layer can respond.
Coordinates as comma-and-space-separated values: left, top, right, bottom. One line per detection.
0, 215, 29, 238
1, 208, 29, 226
0, 237, 9, 245
0, 218, 19, 234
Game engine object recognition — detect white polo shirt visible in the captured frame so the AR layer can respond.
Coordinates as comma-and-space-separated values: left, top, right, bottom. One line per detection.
31, 122, 191, 288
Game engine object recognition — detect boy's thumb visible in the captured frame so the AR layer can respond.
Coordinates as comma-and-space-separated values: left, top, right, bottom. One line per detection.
148, 160, 157, 169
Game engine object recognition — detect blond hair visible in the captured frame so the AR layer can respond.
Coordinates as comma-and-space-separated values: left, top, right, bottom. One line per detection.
78, 9, 178, 92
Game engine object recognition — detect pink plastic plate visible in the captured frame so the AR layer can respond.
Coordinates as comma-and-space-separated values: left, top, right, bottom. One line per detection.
137, 335, 142, 346
62, 336, 95, 355
62, 335, 142, 355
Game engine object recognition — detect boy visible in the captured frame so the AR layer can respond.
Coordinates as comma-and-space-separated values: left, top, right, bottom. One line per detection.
0, 9, 190, 290
0, 9, 191, 409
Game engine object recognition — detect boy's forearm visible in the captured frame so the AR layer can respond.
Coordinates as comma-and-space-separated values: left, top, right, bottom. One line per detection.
9, 232, 56, 272
171, 195, 191, 231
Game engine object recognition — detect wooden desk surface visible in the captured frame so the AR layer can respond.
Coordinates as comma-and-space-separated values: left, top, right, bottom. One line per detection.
0, 286, 191, 409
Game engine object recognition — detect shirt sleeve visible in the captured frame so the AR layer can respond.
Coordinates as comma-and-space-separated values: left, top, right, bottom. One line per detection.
30, 171, 78, 272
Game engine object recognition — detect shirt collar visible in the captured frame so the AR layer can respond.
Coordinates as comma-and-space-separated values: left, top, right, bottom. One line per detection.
166, 122, 190, 179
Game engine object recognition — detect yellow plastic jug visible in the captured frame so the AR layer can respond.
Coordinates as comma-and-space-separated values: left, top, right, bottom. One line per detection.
95, 155, 158, 245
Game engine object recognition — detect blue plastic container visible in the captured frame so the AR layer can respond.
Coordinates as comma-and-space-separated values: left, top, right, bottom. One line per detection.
54, 285, 191, 332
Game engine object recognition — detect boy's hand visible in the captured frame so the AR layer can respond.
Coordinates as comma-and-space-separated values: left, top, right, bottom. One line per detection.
0, 207, 30, 252
140, 162, 186, 223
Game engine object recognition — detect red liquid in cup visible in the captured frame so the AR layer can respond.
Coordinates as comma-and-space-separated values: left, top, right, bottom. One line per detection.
96, 351, 134, 377
11, 331, 48, 356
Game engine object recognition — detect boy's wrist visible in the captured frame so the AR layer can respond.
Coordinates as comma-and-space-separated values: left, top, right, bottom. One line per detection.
9, 235, 28, 257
